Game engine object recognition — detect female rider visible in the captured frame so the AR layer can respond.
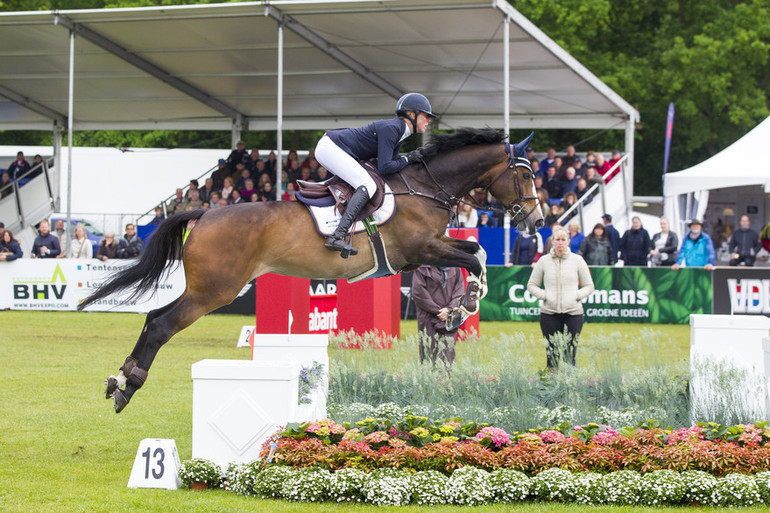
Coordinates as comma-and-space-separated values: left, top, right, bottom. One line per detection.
314, 93, 436, 257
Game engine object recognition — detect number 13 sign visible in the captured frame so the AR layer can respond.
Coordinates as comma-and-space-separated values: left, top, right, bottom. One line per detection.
127, 438, 182, 489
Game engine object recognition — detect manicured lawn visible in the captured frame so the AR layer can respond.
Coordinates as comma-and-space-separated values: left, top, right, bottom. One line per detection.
1, 310, 732, 512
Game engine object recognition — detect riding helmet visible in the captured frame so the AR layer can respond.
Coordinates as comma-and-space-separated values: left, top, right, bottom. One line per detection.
395, 93, 437, 118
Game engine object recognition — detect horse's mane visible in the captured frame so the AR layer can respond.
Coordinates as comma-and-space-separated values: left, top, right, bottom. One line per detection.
421, 128, 507, 161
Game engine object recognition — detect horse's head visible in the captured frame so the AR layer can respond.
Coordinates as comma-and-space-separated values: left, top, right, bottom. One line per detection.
486, 133, 544, 234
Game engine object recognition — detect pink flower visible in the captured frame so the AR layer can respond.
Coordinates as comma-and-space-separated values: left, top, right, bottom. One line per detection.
539, 430, 566, 443
477, 426, 511, 448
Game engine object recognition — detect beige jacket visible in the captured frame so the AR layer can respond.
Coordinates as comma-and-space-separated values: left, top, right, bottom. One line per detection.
527, 248, 594, 315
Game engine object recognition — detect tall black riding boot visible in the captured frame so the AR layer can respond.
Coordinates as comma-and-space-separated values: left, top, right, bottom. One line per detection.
325, 185, 369, 258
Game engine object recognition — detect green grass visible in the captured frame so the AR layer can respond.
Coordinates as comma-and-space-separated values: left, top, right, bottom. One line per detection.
1, 310, 754, 512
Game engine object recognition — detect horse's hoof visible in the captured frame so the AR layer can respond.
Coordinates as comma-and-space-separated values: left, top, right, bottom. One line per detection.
113, 389, 129, 413
104, 376, 119, 399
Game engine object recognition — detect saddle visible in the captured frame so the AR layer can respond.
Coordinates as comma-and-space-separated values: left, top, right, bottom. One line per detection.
296, 166, 386, 223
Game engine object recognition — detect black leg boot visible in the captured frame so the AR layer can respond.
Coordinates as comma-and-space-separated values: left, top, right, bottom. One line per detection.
325, 185, 370, 258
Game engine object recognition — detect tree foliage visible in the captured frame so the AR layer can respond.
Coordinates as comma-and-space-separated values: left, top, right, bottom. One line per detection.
1, 0, 768, 195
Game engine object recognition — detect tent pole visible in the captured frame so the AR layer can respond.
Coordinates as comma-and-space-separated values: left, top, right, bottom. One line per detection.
624, 115, 635, 220
503, 14, 511, 265
275, 22, 284, 202
66, 29, 75, 243
53, 120, 62, 212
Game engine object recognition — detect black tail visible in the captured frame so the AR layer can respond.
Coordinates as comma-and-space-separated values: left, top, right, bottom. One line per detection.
78, 210, 205, 311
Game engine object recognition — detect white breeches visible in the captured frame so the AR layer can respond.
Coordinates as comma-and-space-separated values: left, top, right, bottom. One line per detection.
315, 135, 376, 199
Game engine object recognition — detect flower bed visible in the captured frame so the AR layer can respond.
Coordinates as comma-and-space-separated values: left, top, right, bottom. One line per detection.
263, 417, 770, 476
179, 417, 770, 506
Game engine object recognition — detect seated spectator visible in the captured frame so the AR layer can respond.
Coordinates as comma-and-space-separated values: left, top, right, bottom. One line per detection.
7, 151, 31, 181
579, 223, 615, 265
249, 192, 259, 203
198, 178, 215, 203
182, 189, 203, 210
506, 230, 543, 267
282, 182, 297, 201
297, 166, 313, 185
560, 167, 579, 195
477, 211, 496, 228
0, 171, 11, 198
525, 145, 536, 163
533, 175, 544, 190
247, 148, 262, 174
116, 224, 142, 259
167, 188, 185, 215
562, 145, 578, 168
553, 157, 565, 179
729, 214, 761, 266
567, 220, 584, 253
185, 179, 199, 200
575, 177, 592, 204
457, 202, 478, 227
31, 219, 61, 258
68, 224, 93, 259
241, 179, 257, 201
544, 203, 563, 227
585, 165, 603, 188
287, 159, 302, 183
595, 153, 611, 179
256, 173, 271, 191
284, 149, 299, 172
604, 149, 623, 182
0, 229, 23, 261
53, 219, 68, 256
209, 191, 222, 208
201, 201, 210, 210
573, 159, 585, 178
672, 219, 715, 271
149, 206, 165, 225
265, 151, 278, 177
649, 216, 678, 267
584, 150, 596, 168
530, 159, 542, 179
620, 216, 651, 266
539, 148, 555, 176
260, 181, 276, 202
95, 232, 118, 260
226, 140, 249, 170
560, 191, 579, 220
217, 198, 228, 208
252, 159, 270, 184
211, 159, 229, 190
543, 165, 562, 199
221, 177, 235, 200
233, 162, 251, 190
229, 188, 244, 205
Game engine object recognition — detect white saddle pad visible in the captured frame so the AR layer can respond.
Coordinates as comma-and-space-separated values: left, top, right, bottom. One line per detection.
306, 183, 396, 236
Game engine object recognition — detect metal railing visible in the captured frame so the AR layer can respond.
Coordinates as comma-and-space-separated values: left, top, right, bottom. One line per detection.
135, 163, 218, 225
0, 161, 55, 231
556, 153, 631, 228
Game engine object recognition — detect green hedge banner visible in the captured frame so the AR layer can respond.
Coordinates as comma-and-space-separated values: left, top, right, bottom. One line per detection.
481, 266, 712, 324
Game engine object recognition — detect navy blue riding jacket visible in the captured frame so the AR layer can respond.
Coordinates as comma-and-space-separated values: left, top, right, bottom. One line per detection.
327, 117, 410, 175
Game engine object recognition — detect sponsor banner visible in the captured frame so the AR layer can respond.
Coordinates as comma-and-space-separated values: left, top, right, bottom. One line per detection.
0, 259, 184, 312
481, 266, 712, 324
712, 267, 770, 315
309, 279, 337, 333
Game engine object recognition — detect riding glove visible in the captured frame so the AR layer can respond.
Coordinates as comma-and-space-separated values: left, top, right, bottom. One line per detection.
404, 149, 424, 164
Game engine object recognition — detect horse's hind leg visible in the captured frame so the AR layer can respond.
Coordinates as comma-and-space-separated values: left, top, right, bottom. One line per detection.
104, 298, 180, 401
111, 291, 228, 413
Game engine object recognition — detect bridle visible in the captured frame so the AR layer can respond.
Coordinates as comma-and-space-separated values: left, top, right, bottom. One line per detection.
392, 142, 540, 226
493, 142, 541, 226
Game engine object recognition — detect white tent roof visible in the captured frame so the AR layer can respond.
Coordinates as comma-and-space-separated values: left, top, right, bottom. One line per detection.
0, 0, 638, 132
664, 116, 770, 197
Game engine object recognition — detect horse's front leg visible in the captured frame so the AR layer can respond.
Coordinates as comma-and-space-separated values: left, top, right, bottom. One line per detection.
440, 236, 488, 299
411, 238, 484, 331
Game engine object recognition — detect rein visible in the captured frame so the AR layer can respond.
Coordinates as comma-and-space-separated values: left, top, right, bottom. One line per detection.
391, 143, 540, 225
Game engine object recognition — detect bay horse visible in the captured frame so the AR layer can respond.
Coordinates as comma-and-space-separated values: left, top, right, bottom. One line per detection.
79, 128, 544, 412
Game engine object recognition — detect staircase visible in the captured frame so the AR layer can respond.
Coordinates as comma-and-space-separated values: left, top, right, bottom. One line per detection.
0, 163, 56, 236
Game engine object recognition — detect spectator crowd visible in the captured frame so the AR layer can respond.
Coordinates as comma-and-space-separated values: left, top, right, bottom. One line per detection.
1, 142, 768, 269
